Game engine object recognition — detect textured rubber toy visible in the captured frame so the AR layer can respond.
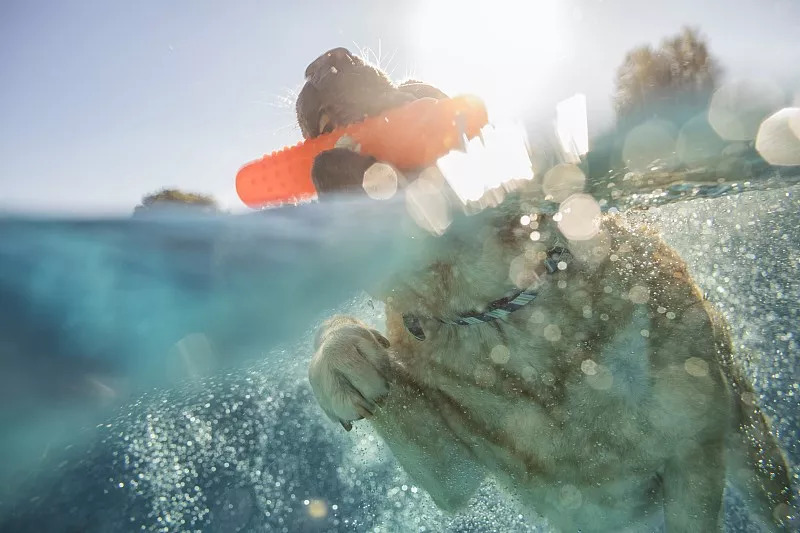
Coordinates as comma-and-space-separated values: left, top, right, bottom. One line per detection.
235, 95, 488, 208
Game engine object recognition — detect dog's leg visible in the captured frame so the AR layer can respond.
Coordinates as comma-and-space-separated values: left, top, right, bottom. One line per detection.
715, 328, 796, 529
641, 271, 729, 530
309, 315, 486, 511
308, 149, 485, 510
653, 303, 728, 531
661, 437, 726, 532
653, 301, 793, 530
697, 302, 796, 531
726, 391, 797, 531
630, 227, 794, 530
367, 375, 487, 512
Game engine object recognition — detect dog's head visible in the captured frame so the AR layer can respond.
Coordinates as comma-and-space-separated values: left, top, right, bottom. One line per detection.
296, 47, 449, 141
295, 48, 457, 199
293, 48, 547, 318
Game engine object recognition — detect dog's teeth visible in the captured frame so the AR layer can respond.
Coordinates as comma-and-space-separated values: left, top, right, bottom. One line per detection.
318, 113, 331, 135
334, 134, 361, 153
455, 113, 469, 152
437, 121, 533, 206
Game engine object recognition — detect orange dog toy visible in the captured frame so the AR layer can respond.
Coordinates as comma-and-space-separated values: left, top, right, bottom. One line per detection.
235, 95, 488, 208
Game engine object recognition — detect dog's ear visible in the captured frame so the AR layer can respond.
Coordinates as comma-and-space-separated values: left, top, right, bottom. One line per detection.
398, 80, 449, 100
312, 148, 378, 199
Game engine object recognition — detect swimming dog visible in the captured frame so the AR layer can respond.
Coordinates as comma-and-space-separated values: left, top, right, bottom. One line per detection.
299, 47, 795, 532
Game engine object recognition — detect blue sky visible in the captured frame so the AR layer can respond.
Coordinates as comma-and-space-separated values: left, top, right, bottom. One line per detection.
1, 0, 798, 214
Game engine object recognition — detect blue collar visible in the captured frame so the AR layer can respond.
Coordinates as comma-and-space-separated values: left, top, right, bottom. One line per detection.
402, 245, 572, 340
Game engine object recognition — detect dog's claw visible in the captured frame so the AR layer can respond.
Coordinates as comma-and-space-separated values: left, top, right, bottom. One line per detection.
354, 402, 374, 419
309, 318, 392, 433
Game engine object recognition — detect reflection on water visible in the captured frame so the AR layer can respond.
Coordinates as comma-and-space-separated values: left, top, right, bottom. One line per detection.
1, 180, 798, 531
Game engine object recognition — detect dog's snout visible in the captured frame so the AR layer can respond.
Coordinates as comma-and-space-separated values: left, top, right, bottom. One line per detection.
305, 47, 359, 83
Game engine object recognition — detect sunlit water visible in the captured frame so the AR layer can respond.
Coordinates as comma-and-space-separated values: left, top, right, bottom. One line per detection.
1, 177, 799, 532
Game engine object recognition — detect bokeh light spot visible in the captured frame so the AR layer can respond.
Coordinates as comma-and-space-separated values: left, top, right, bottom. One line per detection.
405, 167, 452, 235
307, 499, 328, 519
490, 345, 511, 365
708, 78, 785, 141
557, 194, 602, 241
542, 163, 586, 203
362, 163, 399, 200
684, 357, 710, 377
622, 119, 677, 171
755, 108, 800, 166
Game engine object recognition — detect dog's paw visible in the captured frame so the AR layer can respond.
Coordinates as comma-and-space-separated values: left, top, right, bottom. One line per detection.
309, 316, 392, 431
311, 148, 377, 198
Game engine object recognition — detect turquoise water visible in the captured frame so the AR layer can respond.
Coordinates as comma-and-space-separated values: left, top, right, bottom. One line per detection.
0, 182, 799, 531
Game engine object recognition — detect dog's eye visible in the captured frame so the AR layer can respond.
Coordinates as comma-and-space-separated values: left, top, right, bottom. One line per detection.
318, 113, 334, 135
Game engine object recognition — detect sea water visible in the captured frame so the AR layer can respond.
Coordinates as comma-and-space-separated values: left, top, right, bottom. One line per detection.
0, 181, 798, 532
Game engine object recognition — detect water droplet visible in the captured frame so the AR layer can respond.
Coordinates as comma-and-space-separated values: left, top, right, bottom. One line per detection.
628, 285, 650, 304
543, 324, 562, 342
473, 365, 496, 386
490, 345, 511, 365
362, 163, 399, 200
684, 357, 709, 377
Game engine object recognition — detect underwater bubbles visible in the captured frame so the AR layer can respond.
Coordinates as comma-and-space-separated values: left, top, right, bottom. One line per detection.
565, 229, 611, 267
557, 194, 602, 241
627, 285, 650, 305
473, 364, 497, 387
755, 108, 800, 166
214, 486, 255, 532
708, 79, 785, 141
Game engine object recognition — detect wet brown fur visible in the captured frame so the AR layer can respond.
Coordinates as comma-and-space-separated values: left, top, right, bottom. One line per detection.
299, 48, 795, 532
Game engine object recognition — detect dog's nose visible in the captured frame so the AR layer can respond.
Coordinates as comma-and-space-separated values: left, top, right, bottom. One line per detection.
304, 47, 359, 83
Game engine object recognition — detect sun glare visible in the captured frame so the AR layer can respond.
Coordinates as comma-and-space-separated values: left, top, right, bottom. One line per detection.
412, 0, 566, 120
